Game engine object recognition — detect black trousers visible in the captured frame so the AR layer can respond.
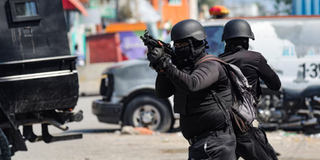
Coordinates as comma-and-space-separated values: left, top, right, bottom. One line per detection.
236, 127, 278, 160
188, 128, 237, 160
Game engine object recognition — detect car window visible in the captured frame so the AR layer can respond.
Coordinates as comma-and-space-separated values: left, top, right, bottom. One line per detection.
204, 26, 225, 56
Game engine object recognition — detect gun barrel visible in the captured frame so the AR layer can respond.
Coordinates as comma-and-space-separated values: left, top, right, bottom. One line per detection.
140, 30, 173, 55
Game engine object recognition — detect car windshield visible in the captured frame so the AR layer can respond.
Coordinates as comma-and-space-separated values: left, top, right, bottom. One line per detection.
204, 26, 225, 56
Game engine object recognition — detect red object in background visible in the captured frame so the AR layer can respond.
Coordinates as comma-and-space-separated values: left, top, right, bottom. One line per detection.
62, 0, 89, 16
209, 5, 230, 16
122, 54, 129, 61
86, 33, 123, 63
62, 0, 76, 10
69, 0, 89, 16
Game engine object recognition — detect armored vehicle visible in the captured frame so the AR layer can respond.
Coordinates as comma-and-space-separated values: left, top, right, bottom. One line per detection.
0, 0, 83, 158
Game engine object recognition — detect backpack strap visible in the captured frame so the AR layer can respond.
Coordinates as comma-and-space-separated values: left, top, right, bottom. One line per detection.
195, 55, 236, 83
211, 90, 232, 127
195, 55, 227, 67
196, 55, 236, 100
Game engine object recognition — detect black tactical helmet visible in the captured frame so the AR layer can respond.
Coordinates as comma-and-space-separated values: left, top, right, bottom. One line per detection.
221, 19, 255, 42
171, 19, 207, 41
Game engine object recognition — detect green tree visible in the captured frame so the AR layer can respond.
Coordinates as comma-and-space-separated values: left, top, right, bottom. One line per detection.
274, 0, 292, 15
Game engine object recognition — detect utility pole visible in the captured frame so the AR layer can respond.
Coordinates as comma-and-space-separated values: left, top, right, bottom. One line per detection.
189, 0, 198, 20
158, 0, 163, 24
115, 0, 119, 22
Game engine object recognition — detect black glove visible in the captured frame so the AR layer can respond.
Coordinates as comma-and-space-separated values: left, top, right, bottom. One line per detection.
154, 56, 171, 72
147, 47, 165, 63
147, 47, 170, 72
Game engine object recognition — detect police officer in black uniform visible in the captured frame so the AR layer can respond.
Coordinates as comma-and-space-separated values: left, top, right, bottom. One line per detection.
147, 19, 237, 160
219, 19, 281, 160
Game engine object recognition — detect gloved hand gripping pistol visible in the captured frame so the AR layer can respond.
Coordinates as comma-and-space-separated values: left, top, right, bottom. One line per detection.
140, 30, 173, 71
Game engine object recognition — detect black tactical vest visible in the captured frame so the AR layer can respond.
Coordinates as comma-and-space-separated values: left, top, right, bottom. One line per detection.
172, 55, 233, 115
174, 85, 232, 115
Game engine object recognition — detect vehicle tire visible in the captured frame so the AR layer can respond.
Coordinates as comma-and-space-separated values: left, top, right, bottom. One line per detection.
123, 95, 173, 133
0, 129, 11, 160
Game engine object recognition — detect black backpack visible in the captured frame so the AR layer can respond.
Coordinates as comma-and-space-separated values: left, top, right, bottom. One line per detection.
195, 55, 279, 160
195, 55, 259, 133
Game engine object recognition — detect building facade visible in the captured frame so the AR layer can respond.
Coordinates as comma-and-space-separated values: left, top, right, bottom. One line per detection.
292, 0, 320, 15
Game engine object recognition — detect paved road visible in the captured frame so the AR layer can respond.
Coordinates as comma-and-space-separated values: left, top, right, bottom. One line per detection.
12, 96, 320, 160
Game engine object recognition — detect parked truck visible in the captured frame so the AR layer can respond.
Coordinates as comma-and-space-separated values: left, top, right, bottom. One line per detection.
0, 0, 83, 158
92, 16, 320, 133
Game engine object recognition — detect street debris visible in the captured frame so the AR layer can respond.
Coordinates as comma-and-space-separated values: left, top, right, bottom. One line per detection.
120, 126, 154, 135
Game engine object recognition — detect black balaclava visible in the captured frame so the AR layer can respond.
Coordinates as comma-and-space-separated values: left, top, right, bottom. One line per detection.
224, 37, 249, 53
174, 38, 208, 69
174, 39, 192, 66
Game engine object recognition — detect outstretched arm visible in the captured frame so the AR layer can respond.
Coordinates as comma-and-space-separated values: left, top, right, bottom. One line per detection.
164, 60, 222, 94
258, 56, 281, 91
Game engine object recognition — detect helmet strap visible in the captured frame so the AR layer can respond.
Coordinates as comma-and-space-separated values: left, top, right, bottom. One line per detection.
186, 38, 208, 66
204, 39, 209, 49
188, 38, 196, 60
